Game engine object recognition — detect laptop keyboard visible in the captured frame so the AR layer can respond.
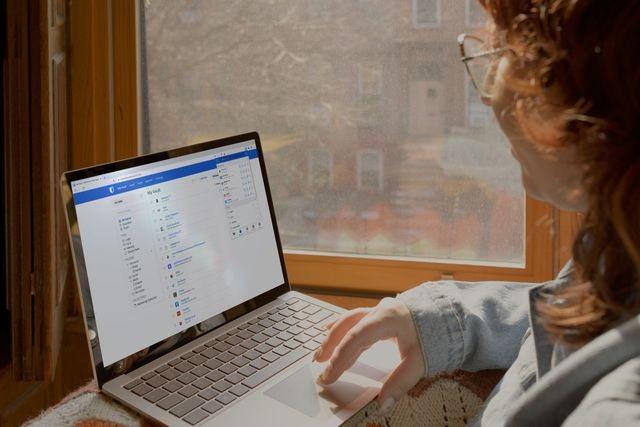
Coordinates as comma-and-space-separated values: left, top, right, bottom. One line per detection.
123, 298, 337, 425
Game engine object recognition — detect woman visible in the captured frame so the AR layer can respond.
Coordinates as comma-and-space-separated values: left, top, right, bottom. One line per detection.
315, 1, 640, 425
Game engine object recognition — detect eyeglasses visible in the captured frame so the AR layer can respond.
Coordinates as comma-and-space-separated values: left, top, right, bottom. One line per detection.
457, 33, 510, 99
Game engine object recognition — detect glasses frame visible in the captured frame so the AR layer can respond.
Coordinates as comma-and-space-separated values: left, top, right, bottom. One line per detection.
457, 33, 510, 99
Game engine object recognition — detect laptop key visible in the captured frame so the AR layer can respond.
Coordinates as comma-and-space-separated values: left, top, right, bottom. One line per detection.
169, 396, 205, 418
230, 356, 250, 367
249, 358, 268, 370
226, 372, 244, 385
308, 309, 333, 324
216, 393, 236, 405
177, 372, 197, 385
131, 383, 153, 396
265, 337, 282, 347
285, 298, 299, 305
237, 329, 253, 340
269, 313, 285, 323
297, 320, 313, 329
279, 308, 294, 317
284, 340, 301, 350
273, 346, 290, 357
267, 307, 279, 315
219, 363, 237, 375
305, 328, 321, 337
283, 317, 298, 326
124, 378, 143, 390
229, 384, 250, 397
276, 331, 293, 341
198, 387, 219, 401
258, 319, 275, 328
191, 365, 210, 377
252, 333, 268, 343
168, 357, 183, 366
192, 377, 213, 390
202, 400, 223, 414
255, 343, 271, 354
288, 326, 303, 335
262, 352, 279, 363
204, 359, 223, 370
225, 335, 242, 346
193, 345, 207, 353
243, 347, 308, 389
178, 385, 199, 398
180, 351, 195, 360
183, 408, 209, 426
294, 334, 312, 343
161, 368, 181, 380
238, 365, 257, 377
163, 380, 183, 393
201, 347, 220, 359
303, 305, 321, 315
243, 349, 260, 360
188, 354, 207, 366
262, 327, 279, 337
217, 352, 234, 363
258, 312, 271, 320
304, 341, 321, 351
147, 375, 168, 388
240, 339, 259, 350
247, 317, 260, 325
141, 371, 156, 380
144, 388, 169, 403
213, 341, 231, 352
155, 364, 170, 374
205, 370, 224, 383
289, 301, 309, 312
229, 345, 246, 356
175, 361, 196, 373
247, 324, 264, 334
157, 393, 185, 410
212, 379, 233, 392
204, 339, 217, 347
293, 312, 309, 321
273, 322, 289, 332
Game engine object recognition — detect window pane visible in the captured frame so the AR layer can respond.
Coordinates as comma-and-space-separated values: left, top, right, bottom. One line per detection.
139, 1, 525, 265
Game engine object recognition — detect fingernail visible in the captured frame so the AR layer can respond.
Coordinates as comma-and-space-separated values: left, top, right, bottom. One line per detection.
378, 397, 395, 415
316, 372, 327, 385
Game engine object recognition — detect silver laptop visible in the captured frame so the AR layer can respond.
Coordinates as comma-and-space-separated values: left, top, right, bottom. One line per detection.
61, 132, 398, 426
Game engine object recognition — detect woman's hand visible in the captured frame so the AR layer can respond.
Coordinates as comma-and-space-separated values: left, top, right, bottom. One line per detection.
314, 297, 425, 413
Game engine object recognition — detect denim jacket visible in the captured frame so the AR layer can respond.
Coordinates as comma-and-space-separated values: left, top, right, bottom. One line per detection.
398, 263, 640, 426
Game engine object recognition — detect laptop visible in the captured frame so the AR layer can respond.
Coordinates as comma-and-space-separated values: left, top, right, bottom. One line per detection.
61, 132, 398, 426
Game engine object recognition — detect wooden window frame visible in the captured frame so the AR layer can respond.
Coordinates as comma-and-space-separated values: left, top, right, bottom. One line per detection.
84, 1, 581, 296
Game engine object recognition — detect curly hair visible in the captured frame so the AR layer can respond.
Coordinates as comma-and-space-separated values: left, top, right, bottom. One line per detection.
481, 0, 640, 346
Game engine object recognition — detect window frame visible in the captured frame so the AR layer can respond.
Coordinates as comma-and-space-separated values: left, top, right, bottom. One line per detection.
412, 0, 442, 29
97, 1, 567, 295
356, 149, 384, 192
308, 148, 334, 188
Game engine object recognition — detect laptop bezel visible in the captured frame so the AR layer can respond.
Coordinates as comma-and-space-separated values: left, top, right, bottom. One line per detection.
61, 131, 290, 387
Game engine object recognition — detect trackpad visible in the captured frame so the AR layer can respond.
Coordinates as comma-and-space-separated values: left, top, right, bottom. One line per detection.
264, 362, 384, 421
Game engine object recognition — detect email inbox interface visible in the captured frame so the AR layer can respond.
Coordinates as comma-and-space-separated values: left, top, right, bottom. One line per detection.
72, 141, 284, 367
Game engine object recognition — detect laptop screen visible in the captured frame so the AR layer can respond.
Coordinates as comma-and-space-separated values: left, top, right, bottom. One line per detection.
69, 138, 284, 367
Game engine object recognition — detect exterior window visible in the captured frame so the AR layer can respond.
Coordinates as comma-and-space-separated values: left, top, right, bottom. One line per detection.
357, 150, 384, 191
358, 62, 383, 98
139, 1, 525, 265
466, 0, 487, 27
413, 0, 441, 28
308, 149, 333, 188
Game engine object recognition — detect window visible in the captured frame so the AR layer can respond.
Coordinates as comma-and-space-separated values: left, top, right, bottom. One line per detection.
118, 1, 556, 292
413, 0, 441, 28
466, 0, 488, 27
357, 150, 384, 191
308, 149, 333, 188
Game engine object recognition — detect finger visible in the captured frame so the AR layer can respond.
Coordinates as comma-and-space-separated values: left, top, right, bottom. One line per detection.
319, 320, 390, 384
314, 308, 370, 362
376, 350, 424, 414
